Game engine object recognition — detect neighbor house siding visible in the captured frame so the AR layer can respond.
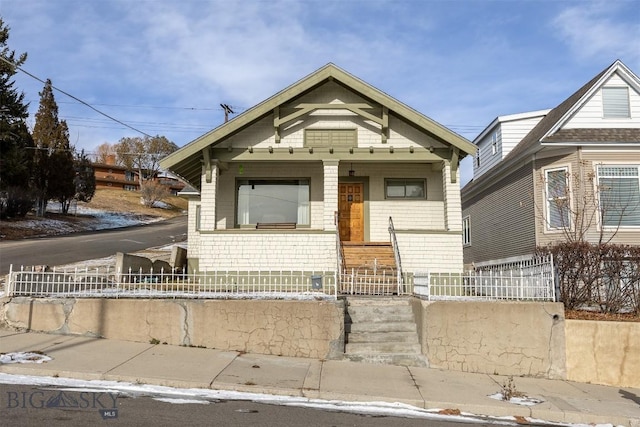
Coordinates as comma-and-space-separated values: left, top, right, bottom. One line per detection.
564, 73, 640, 129
501, 116, 547, 156
462, 163, 536, 264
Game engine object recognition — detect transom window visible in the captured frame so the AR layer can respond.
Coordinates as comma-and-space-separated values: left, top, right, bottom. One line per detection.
602, 87, 630, 118
385, 179, 425, 199
597, 165, 640, 227
545, 168, 570, 229
237, 179, 310, 226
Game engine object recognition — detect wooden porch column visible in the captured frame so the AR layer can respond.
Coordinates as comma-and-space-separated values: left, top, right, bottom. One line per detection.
200, 159, 220, 230
442, 161, 462, 232
323, 160, 339, 231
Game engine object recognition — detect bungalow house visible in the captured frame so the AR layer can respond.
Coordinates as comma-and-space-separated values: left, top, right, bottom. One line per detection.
462, 60, 640, 266
160, 64, 476, 292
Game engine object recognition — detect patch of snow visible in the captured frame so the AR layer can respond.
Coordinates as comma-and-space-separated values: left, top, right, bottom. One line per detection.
1, 352, 52, 364
488, 392, 543, 406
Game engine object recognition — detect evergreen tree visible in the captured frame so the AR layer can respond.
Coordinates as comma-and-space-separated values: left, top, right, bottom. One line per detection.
74, 149, 96, 203
31, 79, 75, 216
0, 18, 34, 218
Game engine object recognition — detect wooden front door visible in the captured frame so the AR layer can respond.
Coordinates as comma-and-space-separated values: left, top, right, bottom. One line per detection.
339, 182, 364, 242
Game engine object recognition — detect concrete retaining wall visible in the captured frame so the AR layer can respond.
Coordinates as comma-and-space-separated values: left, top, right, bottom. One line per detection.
565, 319, 640, 388
411, 300, 566, 379
0, 297, 345, 360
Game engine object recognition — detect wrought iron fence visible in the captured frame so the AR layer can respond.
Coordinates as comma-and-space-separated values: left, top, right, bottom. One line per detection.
4, 265, 337, 300
411, 255, 555, 301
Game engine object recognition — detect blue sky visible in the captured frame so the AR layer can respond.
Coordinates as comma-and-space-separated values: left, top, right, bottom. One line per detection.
1, 0, 639, 184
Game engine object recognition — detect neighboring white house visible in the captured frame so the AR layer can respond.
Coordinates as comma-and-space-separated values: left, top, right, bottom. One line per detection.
462, 59, 640, 265
160, 64, 476, 288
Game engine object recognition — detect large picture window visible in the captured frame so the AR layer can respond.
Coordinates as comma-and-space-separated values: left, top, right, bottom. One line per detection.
545, 168, 570, 229
385, 179, 425, 199
597, 165, 640, 227
237, 179, 310, 226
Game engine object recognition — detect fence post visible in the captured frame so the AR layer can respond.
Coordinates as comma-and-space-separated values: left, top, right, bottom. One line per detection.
5, 264, 13, 297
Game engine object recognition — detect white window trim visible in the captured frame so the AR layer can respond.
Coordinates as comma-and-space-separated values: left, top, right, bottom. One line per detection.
595, 163, 640, 229
462, 215, 471, 246
543, 166, 572, 233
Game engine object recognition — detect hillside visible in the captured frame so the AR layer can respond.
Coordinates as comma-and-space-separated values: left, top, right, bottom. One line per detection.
0, 189, 188, 240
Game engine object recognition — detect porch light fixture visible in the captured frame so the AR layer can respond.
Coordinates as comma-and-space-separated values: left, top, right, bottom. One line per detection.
369, 146, 374, 153
268, 146, 273, 153
409, 146, 414, 153
329, 147, 334, 154
349, 163, 355, 176
428, 146, 434, 153
349, 147, 354, 154
248, 146, 253, 153
309, 147, 314, 154
289, 146, 293, 154
389, 146, 394, 153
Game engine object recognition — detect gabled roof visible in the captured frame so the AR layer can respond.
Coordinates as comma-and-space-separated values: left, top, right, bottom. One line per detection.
472, 109, 550, 145
504, 59, 640, 161
160, 63, 476, 189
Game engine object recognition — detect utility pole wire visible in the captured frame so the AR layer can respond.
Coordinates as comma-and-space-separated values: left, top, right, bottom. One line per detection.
0, 55, 153, 138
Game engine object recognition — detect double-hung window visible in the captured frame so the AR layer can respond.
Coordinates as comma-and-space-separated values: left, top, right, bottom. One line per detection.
597, 165, 640, 227
237, 179, 310, 226
545, 168, 570, 229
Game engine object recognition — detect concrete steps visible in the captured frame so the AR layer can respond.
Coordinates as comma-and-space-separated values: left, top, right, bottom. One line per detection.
343, 297, 428, 368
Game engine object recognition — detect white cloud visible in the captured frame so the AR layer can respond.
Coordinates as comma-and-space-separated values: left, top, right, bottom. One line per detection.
552, 1, 640, 68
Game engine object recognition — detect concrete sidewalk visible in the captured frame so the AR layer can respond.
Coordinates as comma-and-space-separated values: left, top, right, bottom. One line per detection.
1, 329, 639, 426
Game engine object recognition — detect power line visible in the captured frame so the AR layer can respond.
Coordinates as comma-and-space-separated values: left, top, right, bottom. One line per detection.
0, 55, 154, 138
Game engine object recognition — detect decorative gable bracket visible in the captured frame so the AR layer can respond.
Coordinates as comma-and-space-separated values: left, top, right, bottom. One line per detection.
273, 103, 389, 144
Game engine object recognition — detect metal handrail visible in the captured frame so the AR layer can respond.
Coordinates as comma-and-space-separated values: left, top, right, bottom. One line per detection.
388, 216, 404, 292
335, 211, 345, 296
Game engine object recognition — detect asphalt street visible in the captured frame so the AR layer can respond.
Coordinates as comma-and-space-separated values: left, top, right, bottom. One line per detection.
0, 216, 187, 275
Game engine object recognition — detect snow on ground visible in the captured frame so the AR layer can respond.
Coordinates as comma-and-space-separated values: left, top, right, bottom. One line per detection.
0, 352, 52, 364
487, 392, 544, 406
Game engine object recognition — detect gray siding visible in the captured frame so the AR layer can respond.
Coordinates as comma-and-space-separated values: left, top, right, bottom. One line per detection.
463, 163, 536, 264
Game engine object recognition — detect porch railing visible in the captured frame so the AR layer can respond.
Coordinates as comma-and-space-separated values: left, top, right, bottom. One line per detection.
388, 216, 404, 293
4, 265, 337, 300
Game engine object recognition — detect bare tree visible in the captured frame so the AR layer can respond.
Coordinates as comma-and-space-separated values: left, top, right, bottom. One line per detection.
114, 135, 178, 185
94, 142, 116, 164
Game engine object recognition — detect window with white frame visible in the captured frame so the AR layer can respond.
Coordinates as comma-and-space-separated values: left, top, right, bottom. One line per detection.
236, 179, 310, 226
476, 148, 481, 167
545, 167, 570, 229
597, 165, 640, 227
385, 179, 426, 199
602, 87, 630, 118
491, 132, 498, 155
462, 216, 471, 246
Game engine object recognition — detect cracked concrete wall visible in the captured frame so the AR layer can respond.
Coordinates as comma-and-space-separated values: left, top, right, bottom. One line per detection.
412, 300, 566, 379
566, 320, 640, 388
1, 298, 345, 360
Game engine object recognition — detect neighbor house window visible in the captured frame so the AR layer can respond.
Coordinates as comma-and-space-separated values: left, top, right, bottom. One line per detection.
597, 165, 640, 227
491, 132, 498, 155
602, 87, 630, 118
237, 179, 310, 226
545, 167, 570, 229
462, 216, 471, 246
476, 149, 481, 167
195, 205, 201, 231
385, 179, 426, 199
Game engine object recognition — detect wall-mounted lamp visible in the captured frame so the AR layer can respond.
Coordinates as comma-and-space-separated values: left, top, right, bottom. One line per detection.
369, 146, 374, 153
409, 146, 414, 153
349, 163, 355, 176
329, 147, 334, 154
289, 146, 293, 154
389, 146, 394, 153
309, 147, 314, 154
248, 146, 253, 153
349, 147, 354, 154
268, 146, 273, 153
428, 146, 434, 153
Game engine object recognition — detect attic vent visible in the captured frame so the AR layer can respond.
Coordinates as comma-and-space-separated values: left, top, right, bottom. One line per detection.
305, 129, 357, 148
